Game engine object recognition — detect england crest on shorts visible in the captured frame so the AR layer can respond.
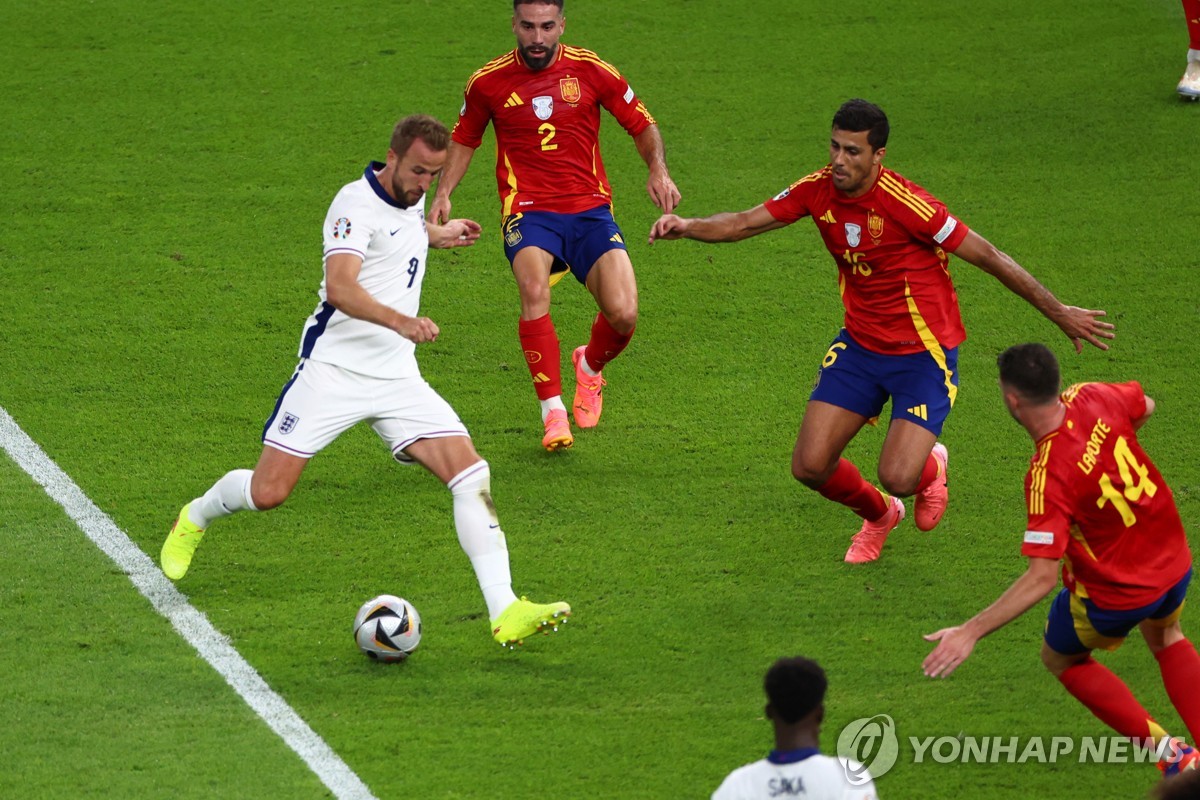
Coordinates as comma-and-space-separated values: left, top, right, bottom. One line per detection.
533, 95, 553, 121
279, 413, 299, 435
845, 222, 862, 248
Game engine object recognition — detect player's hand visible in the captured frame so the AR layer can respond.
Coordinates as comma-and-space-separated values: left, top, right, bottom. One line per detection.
922, 626, 977, 678
429, 194, 452, 226
1057, 306, 1115, 353
647, 214, 689, 244
647, 170, 681, 214
396, 315, 440, 344
431, 218, 482, 249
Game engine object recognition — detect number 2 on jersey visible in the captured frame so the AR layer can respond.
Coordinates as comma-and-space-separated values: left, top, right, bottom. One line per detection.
1095, 435, 1158, 527
538, 123, 557, 152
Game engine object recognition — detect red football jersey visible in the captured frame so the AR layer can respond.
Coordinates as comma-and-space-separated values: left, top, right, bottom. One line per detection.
763, 166, 971, 356
452, 45, 655, 216
1020, 381, 1191, 609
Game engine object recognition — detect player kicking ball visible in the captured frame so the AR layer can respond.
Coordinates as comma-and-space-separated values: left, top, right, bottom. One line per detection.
160, 115, 569, 650
924, 343, 1200, 780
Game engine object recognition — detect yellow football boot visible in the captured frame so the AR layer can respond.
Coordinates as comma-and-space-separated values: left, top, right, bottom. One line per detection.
161, 502, 206, 580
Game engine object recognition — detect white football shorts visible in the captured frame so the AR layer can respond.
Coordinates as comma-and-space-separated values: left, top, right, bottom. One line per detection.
261, 358, 470, 463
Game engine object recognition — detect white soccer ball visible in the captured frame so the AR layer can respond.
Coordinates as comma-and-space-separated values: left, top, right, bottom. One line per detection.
353, 594, 422, 662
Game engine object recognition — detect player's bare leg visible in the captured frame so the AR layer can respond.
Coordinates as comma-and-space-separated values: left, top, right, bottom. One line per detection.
792, 401, 901, 563
512, 248, 571, 450
404, 434, 483, 483
1038, 641, 1091, 678
1142, 619, 1189, 656
574, 249, 637, 428
249, 446, 308, 510
406, 435, 570, 647
791, 401, 868, 489
876, 419, 938, 497
878, 419, 948, 532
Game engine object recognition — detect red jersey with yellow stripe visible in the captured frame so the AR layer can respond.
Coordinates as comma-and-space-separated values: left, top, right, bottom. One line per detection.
1020, 381, 1191, 609
763, 166, 970, 356
452, 45, 655, 216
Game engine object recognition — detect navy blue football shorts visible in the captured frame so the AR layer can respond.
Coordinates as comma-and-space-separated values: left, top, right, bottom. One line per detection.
1044, 568, 1191, 655
501, 206, 627, 286
809, 328, 959, 435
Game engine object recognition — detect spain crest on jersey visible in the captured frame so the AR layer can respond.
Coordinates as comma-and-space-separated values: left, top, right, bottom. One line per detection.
868, 211, 884, 240
559, 77, 581, 103
845, 222, 862, 248
533, 95, 554, 121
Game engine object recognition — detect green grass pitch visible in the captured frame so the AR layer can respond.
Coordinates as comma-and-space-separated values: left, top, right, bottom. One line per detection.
2, 0, 1198, 797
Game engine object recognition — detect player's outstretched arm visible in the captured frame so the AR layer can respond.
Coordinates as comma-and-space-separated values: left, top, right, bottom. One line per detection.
922, 556, 1059, 678
325, 253, 439, 343
648, 204, 787, 244
429, 142, 477, 225
952, 230, 1116, 353
428, 218, 482, 249
633, 125, 681, 213
1134, 395, 1157, 430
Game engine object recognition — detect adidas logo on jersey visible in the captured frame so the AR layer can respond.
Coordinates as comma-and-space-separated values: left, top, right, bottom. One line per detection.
907, 404, 928, 421
819, 210, 836, 224
503, 92, 524, 108
609, 232, 624, 244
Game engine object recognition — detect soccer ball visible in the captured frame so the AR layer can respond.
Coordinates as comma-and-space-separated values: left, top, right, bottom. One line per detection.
353, 594, 422, 662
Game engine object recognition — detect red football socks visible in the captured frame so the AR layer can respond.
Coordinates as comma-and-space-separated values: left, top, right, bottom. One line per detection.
1156, 638, 1200, 742
1058, 657, 1166, 742
816, 458, 889, 521
914, 449, 941, 494
1184, 0, 1200, 49
518, 314, 562, 400
583, 312, 633, 373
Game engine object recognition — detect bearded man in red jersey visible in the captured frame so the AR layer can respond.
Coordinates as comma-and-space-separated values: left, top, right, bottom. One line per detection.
431, 0, 680, 452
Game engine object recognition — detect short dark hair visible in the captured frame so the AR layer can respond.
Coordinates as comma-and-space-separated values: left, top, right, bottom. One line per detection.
514, 0, 563, 9
832, 99, 889, 150
997, 343, 1061, 404
1151, 765, 1200, 799
764, 656, 827, 724
389, 114, 449, 159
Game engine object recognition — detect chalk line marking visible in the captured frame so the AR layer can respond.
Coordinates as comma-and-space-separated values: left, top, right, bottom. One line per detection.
0, 405, 377, 800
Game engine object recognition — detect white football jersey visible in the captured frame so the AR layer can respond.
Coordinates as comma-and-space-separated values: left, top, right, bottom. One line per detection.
297, 162, 429, 378
712, 751, 877, 800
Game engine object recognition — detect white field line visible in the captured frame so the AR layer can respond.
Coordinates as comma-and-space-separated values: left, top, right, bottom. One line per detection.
0, 405, 377, 800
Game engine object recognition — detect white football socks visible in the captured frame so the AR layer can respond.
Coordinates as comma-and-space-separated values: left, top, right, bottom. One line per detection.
539, 396, 567, 421
578, 352, 600, 376
447, 460, 517, 619
189, 468, 257, 528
